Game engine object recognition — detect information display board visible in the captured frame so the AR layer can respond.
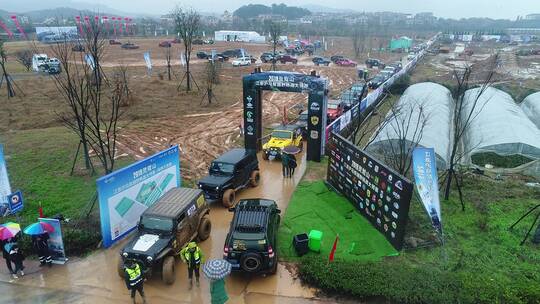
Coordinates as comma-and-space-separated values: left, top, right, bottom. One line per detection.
326, 133, 413, 250
97, 146, 180, 247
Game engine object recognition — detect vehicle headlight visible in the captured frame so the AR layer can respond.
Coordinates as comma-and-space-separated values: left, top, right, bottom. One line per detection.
215, 186, 219, 190
122, 252, 128, 258
198, 184, 202, 188
147, 256, 153, 262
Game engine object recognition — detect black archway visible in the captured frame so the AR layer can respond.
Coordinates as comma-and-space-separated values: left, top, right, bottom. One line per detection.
242, 70, 328, 162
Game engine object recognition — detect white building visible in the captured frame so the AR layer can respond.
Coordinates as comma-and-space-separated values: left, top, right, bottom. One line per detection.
214, 30, 265, 43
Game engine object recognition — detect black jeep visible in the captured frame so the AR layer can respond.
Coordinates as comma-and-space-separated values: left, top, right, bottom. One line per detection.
223, 199, 280, 275
198, 149, 260, 208
118, 187, 211, 285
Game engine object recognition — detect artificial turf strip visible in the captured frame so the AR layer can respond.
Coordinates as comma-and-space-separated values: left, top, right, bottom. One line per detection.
278, 180, 398, 262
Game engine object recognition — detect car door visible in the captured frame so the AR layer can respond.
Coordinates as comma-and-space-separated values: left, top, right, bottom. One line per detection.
175, 212, 192, 250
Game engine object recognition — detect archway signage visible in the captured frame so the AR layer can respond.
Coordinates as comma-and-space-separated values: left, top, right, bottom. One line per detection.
242, 70, 328, 162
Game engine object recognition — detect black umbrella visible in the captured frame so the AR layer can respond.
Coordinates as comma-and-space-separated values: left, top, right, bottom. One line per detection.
283, 145, 301, 155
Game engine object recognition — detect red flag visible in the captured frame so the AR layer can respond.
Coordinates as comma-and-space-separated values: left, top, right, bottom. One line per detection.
38, 203, 44, 218
328, 234, 339, 262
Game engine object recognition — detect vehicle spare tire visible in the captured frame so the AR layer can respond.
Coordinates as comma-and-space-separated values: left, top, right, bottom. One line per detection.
162, 256, 176, 285
240, 252, 263, 273
222, 189, 235, 208
197, 215, 212, 241
250, 170, 260, 187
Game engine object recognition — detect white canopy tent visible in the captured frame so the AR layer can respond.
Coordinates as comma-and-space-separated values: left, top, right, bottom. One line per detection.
462, 87, 540, 161
521, 92, 540, 129
366, 82, 454, 169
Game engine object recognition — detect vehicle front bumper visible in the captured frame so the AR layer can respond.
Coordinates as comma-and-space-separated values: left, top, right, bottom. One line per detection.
264, 148, 283, 159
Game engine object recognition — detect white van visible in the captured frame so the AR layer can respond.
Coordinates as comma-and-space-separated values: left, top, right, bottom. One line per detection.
32, 54, 48, 72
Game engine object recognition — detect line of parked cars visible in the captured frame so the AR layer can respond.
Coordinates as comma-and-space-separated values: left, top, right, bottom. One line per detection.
368, 60, 403, 89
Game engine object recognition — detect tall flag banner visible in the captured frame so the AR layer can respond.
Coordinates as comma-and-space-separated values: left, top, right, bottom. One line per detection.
0, 144, 12, 215
75, 16, 83, 36
103, 16, 109, 33
125, 17, 129, 35
84, 16, 91, 32
94, 16, 99, 25
143, 52, 152, 75
119, 17, 123, 35
412, 147, 442, 233
85, 54, 95, 70
112, 17, 117, 36
0, 20, 14, 38
240, 48, 246, 59
10, 15, 27, 39
180, 52, 186, 66
211, 49, 217, 63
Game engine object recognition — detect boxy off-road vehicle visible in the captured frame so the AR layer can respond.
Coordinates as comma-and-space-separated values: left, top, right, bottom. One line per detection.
118, 187, 211, 285
198, 149, 260, 208
223, 199, 281, 275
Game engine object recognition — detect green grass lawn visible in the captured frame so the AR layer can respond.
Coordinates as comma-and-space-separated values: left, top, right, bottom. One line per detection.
278, 180, 398, 263
284, 158, 540, 303
1, 127, 133, 255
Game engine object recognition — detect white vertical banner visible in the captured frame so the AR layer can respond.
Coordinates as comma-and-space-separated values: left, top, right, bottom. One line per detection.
211, 49, 217, 63
0, 145, 12, 213
180, 52, 186, 66
240, 48, 246, 58
143, 52, 152, 75
84, 54, 95, 70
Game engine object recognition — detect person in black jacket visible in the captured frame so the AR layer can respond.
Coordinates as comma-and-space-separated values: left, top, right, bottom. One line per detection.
1, 239, 15, 277
32, 233, 52, 267
6, 242, 24, 279
288, 154, 297, 177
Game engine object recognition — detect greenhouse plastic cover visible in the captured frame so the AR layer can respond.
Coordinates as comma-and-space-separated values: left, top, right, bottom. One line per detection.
521, 92, 540, 129
462, 87, 540, 160
366, 82, 454, 169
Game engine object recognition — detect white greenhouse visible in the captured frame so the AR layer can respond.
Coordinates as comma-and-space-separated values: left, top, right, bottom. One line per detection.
521, 92, 540, 129
214, 30, 265, 43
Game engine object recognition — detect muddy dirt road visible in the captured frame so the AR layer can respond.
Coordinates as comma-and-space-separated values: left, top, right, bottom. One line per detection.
0, 152, 345, 304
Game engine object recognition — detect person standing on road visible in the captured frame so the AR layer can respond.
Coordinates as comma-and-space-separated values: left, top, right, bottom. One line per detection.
281, 153, 290, 178
1, 238, 15, 278
124, 260, 147, 304
6, 242, 24, 279
288, 154, 297, 177
32, 233, 52, 267
180, 242, 204, 288
210, 278, 229, 304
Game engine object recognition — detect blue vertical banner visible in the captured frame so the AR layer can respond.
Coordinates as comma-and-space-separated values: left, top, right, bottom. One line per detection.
0, 144, 12, 216
412, 147, 442, 233
38, 218, 67, 264
7, 191, 23, 214
96, 145, 181, 248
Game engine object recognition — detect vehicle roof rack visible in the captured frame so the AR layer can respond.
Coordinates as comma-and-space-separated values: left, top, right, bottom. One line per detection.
233, 204, 270, 233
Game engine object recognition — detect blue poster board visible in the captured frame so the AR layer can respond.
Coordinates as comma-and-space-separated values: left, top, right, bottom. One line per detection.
7, 191, 23, 214
96, 145, 181, 248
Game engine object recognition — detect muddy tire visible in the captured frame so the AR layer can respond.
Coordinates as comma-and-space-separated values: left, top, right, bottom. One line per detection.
197, 216, 212, 241
117, 258, 125, 278
262, 152, 269, 160
162, 256, 175, 285
240, 252, 263, 273
222, 189, 235, 208
250, 170, 260, 187
269, 255, 278, 275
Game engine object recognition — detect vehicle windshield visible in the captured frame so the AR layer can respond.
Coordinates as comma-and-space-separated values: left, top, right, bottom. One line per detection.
210, 161, 235, 175
328, 103, 339, 109
272, 130, 292, 139
140, 216, 173, 232
298, 113, 308, 121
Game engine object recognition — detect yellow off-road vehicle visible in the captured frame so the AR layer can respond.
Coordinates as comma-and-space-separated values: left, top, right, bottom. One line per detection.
262, 124, 303, 160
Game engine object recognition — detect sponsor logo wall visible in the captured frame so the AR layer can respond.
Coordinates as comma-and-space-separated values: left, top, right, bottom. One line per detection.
326, 133, 413, 250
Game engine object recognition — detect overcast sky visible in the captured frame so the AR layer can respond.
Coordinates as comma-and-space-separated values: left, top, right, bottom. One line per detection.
5, 0, 540, 19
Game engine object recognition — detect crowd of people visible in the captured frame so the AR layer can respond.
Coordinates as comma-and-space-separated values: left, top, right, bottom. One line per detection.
1, 232, 52, 279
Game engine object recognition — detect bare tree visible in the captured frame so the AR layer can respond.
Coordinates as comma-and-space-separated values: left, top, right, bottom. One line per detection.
443, 55, 498, 208
0, 40, 17, 98
267, 21, 282, 71
352, 24, 366, 58
14, 49, 33, 72
164, 45, 172, 81
172, 6, 200, 91
201, 58, 221, 105
366, 100, 429, 177
50, 20, 128, 175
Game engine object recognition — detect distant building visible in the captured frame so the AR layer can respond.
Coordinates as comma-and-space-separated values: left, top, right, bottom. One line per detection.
525, 14, 540, 20
214, 30, 265, 43
221, 11, 233, 23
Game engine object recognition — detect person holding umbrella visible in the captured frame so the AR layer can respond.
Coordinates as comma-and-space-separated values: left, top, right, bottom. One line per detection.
6, 242, 24, 278
0, 222, 22, 278
203, 259, 231, 304
32, 233, 52, 267
281, 152, 290, 178
24, 222, 55, 267
283, 145, 301, 178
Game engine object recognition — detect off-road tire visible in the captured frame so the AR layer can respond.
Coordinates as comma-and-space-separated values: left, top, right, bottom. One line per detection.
262, 152, 269, 160
269, 254, 278, 275
250, 170, 260, 187
240, 252, 263, 273
197, 216, 212, 241
222, 189, 235, 208
117, 258, 125, 278
162, 256, 175, 285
